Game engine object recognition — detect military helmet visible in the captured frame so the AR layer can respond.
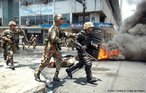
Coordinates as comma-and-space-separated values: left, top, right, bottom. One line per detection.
8, 21, 16, 26
54, 14, 63, 21
83, 22, 94, 29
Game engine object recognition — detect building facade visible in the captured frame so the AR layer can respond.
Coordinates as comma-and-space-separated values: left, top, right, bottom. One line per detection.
0, 0, 121, 44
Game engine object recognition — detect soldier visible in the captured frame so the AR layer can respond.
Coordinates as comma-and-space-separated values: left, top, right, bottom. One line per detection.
28, 35, 34, 48
1, 21, 28, 70
67, 37, 75, 51
66, 22, 100, 83
34, 14, 65, 81
28, 35, 37, 49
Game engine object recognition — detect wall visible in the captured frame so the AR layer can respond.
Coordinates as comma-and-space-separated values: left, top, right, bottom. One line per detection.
0, 0, 2, 18
101, 0, 118, 29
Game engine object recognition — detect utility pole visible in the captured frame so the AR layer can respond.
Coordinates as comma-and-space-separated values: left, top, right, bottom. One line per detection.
82, 0, 86, 24
76, 0, 86, 24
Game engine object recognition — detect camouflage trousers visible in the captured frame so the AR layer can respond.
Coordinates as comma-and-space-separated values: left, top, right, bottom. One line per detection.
36, 45, 63, 72
4, 49, 14, 66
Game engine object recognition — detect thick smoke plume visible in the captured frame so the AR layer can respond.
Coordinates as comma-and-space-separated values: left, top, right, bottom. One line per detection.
108, 1, 146, 61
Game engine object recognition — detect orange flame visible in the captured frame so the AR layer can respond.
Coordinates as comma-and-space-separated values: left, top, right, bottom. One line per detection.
98, 47, 109, 60
98, 46, 121, 60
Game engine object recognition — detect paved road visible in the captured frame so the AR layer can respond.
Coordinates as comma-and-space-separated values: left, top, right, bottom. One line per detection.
0, 46, 146, 93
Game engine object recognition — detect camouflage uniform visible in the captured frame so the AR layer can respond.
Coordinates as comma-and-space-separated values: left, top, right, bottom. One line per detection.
28, 35, 37, 49
35, 14, 65, 81
2, 21, 28, 70
35, 24, 63, 81
34, 14, 76, 81
2, 28, 27, 70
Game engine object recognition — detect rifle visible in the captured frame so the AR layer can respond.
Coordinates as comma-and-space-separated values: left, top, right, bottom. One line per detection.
17, 25, 29, 43
75, 41, 98, 61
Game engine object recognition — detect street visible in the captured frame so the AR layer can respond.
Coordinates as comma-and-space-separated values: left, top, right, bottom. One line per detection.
0, 46, 146, 93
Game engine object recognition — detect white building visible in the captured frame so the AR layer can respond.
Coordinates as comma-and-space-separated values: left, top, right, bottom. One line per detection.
19, 0, 121, 43
0, 0, 121, 44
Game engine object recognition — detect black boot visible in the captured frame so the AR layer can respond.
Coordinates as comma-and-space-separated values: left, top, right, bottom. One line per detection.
86, 68, 97, 83
87, 76, 97, 83
53, 71, 60, 82
66, 64, 79, 78
34, 70, 41, 81
6, 59, 9, 65
66, 68, 73, 78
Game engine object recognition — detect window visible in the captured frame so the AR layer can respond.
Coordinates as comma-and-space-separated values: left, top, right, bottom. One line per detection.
42, 15, 49, 24
48, 15, 53, 24
36, 16, 42, 25
21, 16, 36, 26
21, 0, 33, 6
62, 14, 70, 23
28, 16, 36, 26
21, 16, 27, 25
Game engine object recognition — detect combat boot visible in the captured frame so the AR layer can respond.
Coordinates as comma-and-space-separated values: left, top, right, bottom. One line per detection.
86, 68, 97, 83
34, 70, 41, 81
10, 65, 15, 70
87, 77, 97, 83
66, 68, 73, 78
6, 60, 9, 65
53, 71, 60, 82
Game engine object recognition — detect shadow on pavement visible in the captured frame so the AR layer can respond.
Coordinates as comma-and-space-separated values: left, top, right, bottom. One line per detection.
13, 63, 40, 70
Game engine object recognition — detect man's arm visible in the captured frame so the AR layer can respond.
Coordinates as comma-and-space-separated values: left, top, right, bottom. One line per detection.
18, 28, 29, 43
2, 31, 13, 44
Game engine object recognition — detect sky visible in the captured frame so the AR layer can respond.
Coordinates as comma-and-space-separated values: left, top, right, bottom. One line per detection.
120, 0, 143, 20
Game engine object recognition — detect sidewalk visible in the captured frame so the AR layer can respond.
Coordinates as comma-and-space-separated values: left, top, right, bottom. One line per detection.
0, 60, 46, 93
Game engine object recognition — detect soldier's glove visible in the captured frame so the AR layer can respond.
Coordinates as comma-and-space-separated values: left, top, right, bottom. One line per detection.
91, 41, 101, 49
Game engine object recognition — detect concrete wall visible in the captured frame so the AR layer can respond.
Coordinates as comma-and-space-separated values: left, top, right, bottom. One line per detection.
101, 0, 118, 30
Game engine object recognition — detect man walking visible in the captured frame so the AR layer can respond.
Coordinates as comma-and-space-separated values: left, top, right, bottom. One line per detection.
66, 22, 101, 83
34, 14, 64, 81
2, 21, 28, 70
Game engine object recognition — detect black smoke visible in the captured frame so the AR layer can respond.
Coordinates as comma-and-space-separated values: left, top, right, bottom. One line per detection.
108, 1, 146, 61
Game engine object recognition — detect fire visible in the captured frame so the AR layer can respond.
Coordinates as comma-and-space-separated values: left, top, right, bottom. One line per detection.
98, 47, 109, 60
98, 46, 121, 60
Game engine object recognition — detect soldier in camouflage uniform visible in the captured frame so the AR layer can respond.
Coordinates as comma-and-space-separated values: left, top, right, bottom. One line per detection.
34, 14, 65, 81
28, 35, 37, 49
2, 21, 28, 70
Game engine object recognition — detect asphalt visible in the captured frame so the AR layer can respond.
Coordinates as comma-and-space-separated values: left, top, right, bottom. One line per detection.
43, 61, 146, 93
0, 46, 75, 93
0, 46, 146, 93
